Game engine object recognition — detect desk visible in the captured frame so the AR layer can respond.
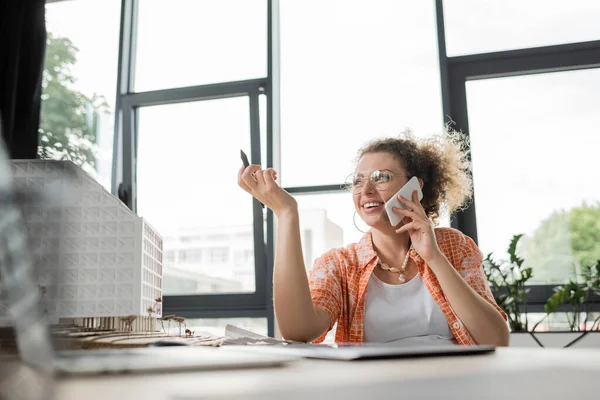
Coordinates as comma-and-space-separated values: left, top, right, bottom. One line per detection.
51, 347, 599, 399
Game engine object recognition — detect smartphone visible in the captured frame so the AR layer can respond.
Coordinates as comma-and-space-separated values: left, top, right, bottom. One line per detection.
384, 176, 423, 226
240, 149, 265, 209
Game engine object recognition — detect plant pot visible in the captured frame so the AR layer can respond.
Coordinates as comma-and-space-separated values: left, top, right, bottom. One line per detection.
510, 331, 600, 348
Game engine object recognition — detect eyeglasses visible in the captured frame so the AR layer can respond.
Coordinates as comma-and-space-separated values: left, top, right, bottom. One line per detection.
344, 169, 401, 194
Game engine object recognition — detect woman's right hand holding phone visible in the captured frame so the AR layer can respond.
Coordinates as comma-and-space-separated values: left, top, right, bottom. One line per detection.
238, 164, 298, 217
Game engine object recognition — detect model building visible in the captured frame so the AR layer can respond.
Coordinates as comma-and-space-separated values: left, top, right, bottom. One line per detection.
10, 160, 162, 332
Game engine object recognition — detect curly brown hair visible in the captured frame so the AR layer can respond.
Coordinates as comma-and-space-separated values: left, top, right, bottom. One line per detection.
356, 128, 473, 223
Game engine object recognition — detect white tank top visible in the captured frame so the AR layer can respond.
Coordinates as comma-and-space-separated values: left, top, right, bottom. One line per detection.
364, 272, 456, 345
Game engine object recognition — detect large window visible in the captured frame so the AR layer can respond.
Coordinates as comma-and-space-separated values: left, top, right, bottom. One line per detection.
40, 0, 119, 190
466, 69, 600, 284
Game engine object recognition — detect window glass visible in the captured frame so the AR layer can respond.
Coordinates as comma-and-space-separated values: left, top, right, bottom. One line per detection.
135, 0, 267, 91
280, 0, 443, 187
41, 0, 120, 190
136, 97, 256, 294
443, 0, 600, 56
467, 69, 600, 284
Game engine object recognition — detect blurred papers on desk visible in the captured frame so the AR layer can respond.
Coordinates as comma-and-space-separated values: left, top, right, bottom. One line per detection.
222, 325, 296, 346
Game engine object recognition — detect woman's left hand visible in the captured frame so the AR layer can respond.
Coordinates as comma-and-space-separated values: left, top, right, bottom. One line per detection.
393, 190, 442, 263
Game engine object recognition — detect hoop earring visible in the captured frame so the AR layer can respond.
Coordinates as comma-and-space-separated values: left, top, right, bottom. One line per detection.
353, 211, 367, 233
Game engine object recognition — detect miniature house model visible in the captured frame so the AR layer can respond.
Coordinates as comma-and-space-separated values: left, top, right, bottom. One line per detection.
10, 160, 163, 332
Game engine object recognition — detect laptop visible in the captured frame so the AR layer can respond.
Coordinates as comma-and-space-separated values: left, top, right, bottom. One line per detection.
226, 341, 495, 361
0, 132, 294, 377
221, 325, 494, 360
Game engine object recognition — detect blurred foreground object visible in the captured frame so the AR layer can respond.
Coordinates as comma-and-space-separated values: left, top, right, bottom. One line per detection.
0, 157, 54, 398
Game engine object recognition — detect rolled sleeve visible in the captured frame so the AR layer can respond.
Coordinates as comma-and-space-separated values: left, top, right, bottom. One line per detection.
459, 235, 508, 322
308, 253, 343, 332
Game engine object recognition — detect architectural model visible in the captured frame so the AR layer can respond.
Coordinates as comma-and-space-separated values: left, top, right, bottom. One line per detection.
10, 160, 163, 331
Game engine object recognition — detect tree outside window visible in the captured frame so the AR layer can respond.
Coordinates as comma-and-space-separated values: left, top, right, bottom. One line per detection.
38, 32, 110, 178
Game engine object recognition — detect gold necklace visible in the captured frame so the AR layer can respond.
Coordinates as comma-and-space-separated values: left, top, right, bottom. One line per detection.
379, 245, 412, 283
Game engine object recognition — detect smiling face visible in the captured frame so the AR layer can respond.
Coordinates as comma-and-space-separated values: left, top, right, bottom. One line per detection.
352, 152, 409, 229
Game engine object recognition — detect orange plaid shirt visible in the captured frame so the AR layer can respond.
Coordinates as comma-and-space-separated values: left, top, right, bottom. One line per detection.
308, 227, 507, 345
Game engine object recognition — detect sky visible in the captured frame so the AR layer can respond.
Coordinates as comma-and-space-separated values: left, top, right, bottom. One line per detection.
44, 0, 600, 282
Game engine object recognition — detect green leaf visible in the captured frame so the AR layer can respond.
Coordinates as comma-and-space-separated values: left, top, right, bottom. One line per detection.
508, 234, 525, 265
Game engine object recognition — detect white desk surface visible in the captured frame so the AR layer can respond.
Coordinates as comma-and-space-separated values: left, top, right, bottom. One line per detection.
51, 347, 599, 400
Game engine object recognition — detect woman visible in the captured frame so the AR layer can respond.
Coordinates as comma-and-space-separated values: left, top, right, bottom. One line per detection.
238, 130, 509, 346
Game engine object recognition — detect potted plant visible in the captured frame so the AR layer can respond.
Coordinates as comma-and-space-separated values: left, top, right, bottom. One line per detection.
483, 235, 600, 347
483, 234, 533, 333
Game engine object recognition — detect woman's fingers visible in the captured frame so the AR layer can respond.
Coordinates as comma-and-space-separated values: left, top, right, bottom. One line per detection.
395, 218, 427, 234
412, 189, 420, 203
395, 221, 416, 235
240, 165, 280, 196
241, 164, 262, 188
239, 165, 286, 211
263, 168, 277, 189
254, 169, 267, 186
392, 206, 420, 220
396, 190, 427, 217
237, 165, 253, 192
